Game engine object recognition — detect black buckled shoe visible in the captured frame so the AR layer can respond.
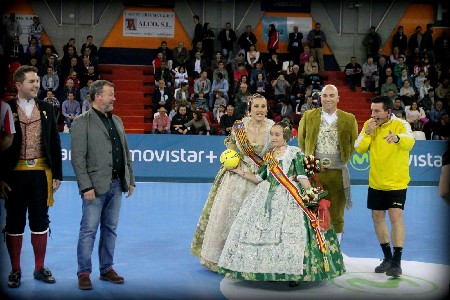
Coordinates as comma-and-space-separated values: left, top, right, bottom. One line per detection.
33, 267, 56, 283
7, 271, 22, 288
374, 259, 392, 273
386, 262, 402, 278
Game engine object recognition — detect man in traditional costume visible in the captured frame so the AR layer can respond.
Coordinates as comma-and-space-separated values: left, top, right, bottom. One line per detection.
298, 84, 358, 243
0, 65, 62, 288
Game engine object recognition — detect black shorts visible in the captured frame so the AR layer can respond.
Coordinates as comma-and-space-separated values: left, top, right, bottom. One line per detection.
367, 187, 407, 210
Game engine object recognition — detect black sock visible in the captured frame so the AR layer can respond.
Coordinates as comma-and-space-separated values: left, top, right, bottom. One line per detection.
380, 243, 392, 260
393, 247, 403, 265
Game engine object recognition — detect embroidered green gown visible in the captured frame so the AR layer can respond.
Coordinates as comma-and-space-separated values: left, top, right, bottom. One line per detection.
217, 146, 345, 282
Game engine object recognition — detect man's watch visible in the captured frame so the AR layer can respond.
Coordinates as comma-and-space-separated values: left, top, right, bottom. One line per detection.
395, 135, 400, 143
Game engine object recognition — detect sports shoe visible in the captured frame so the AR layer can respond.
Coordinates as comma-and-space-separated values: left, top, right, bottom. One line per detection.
100, 269, 124, 284
374, 259, 392, 273
33, 267, 56, 283
386, 262, 402, 277
78, 273, 92, 290
7, 271, 21, 288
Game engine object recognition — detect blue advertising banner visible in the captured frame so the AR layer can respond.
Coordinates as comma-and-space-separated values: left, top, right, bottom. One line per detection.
61, 134, 446, 185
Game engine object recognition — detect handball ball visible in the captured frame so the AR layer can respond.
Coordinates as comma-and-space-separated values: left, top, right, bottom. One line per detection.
220, 149, 240, 169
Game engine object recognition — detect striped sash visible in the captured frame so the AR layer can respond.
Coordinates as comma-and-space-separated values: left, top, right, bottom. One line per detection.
264, 150, 330, 272
233, 120, 264, 167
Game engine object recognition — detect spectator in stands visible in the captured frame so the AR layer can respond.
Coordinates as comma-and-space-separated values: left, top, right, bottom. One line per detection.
188, 51, 207, 79
266, 52, 282, 81
25, 44, 41, 65
40, 66, 60, 99
392, 26, 408, 55
62, 78, 80, 103
152, 107, 171, 134
249, 61, 267, 85
408, 26, 423, 57
443, 92, 450, 112
62, 91, 80, 129
419, 79, 433, 101
172, 65, 188, 88
266, 23, 280, 56
174, 82, 190, 105
28, 16, 44, 47
290, 76, 307, 109
155, 60, 173, 88
230, 53, 246, 74
376, 55, 389, 78
272, 74, 290, 101
238, 25, 257, 53
288, 26, 303, 65
190, 41, 207, 61
5, 13, 21, 43
430, 100, 446, 124
80, 45, 98, 67
297, 94, 316, 117
233, 63, 248, 94
380, 66, 394, 88
393, 56, 408, 79
392, 98, 406, 119
421, 23, 434, 61
434, 31, 449, 65
361, 57, 380, 93
218, 22, 237, 63
251, 73, 269, 98
344, 56, 362, 92
405, 100, 426, 131
381, 76, 398, 98
299, 44, 311, 71
363, 26, 382, 60
156, 41, 173, 69
220, 104, 238, 135
43, 89, 60, 120
61, 54, 79, 81
202, 23, 215, 62
63, 38, 78, 57
414, 69, 427, 93
42, 54, 61, 77
306, 65, 324, 93
432, 113, 449, 140
234, 83, 251, 119
397, 69, 413, 90
215, 104, 226, 123
66, 71, 81, 91
390, 46, 406, 66
80, 35, 98, 57
192, 15, 203, 47
209, 72, 229, 109
8, 36, 24, 62
185, 110, 210, 135
288, 64, 301, 85
279, 97, 294, 124
27, 36, 42, 58
212, 61, 229, 82
41, 46, 56, 65
419, 88, 435, 117
194, 70, 211, 102
82, 92, 92, 113
212, 91, 227, 120
399, 79, 416, 106
153, 79, 172, 114
172, 42, 190, 68
304, 55, 319, 75
436, 78, 450, 100
195, 91, 208, 113
209, 51, 226, 72
171, 105, 191, 135
82, 64, 99, 87
307, 23, 326, 71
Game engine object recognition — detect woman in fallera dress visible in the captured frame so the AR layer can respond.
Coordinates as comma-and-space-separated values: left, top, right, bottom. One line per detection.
217, 120, 345, 286
191, 94, 275, 271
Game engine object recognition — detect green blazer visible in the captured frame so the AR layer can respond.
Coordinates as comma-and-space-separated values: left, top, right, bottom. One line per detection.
298, 108, 358, 164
